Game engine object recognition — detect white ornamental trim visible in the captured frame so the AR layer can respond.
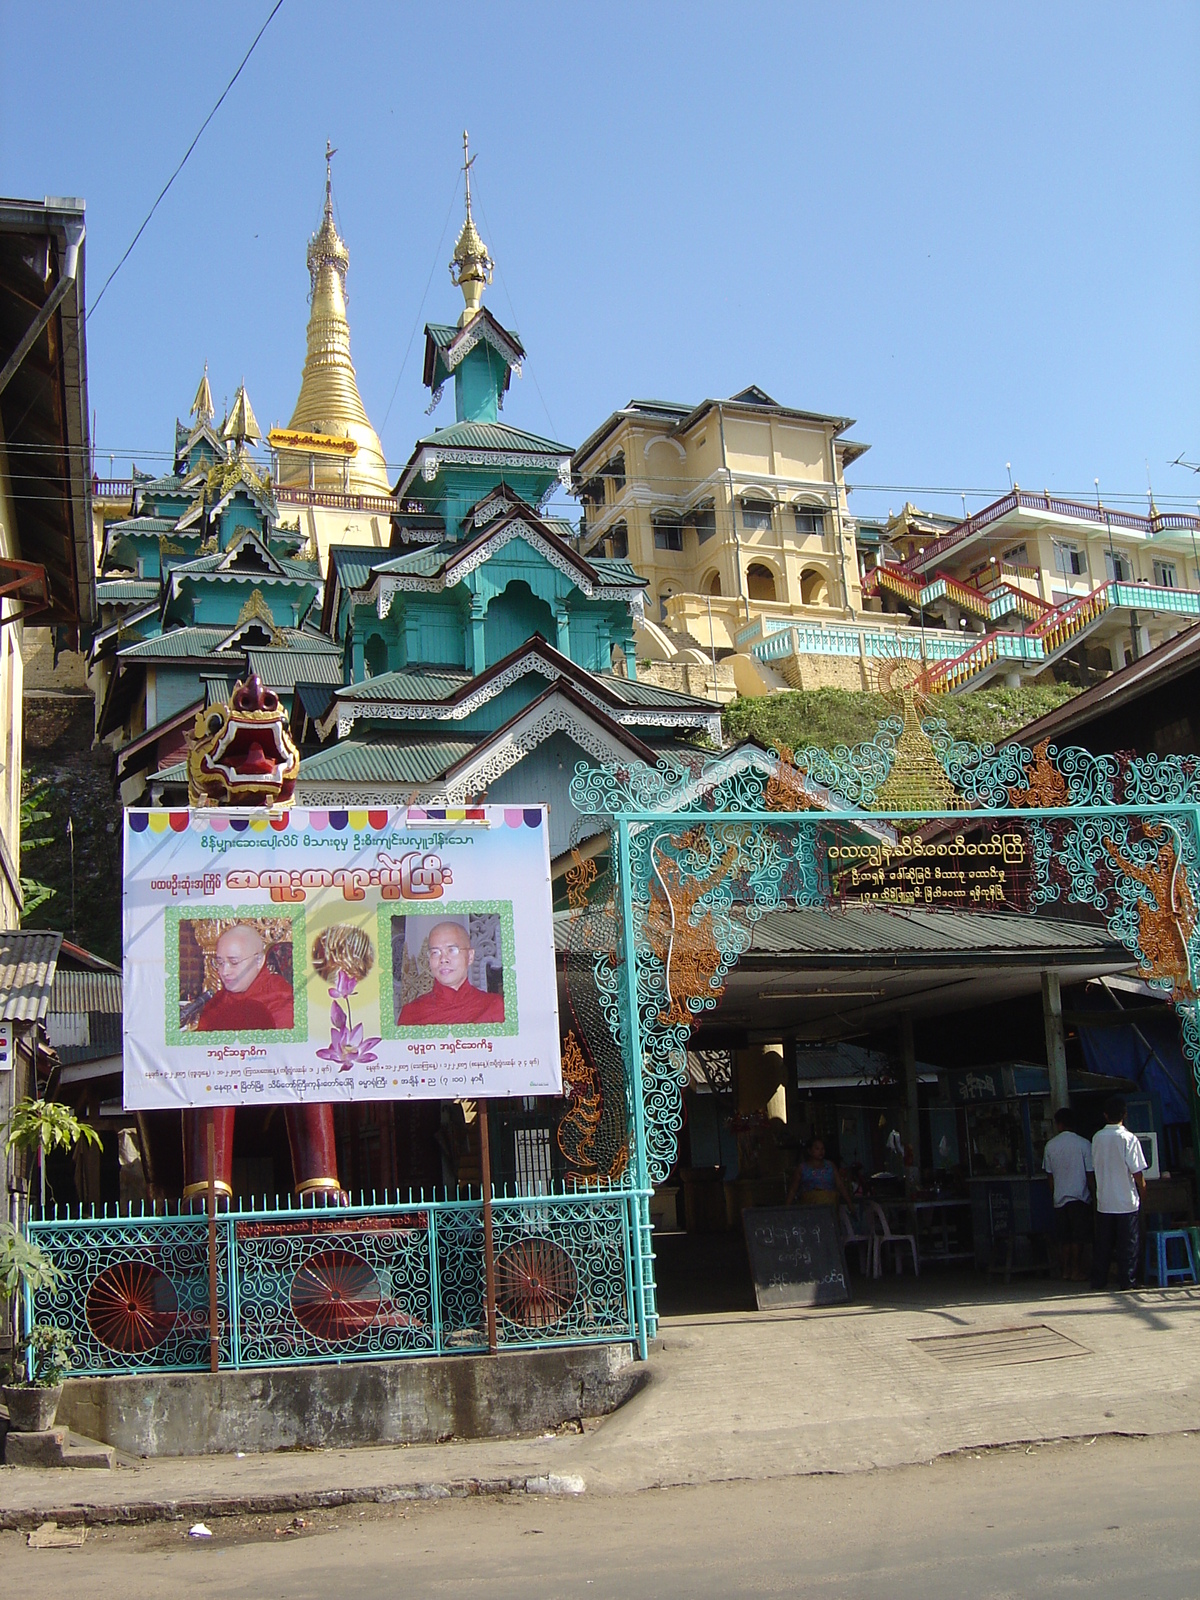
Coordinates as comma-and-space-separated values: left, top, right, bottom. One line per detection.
371, 517, 641, 616
442, 701, 644, 802
442, 317, 523, 375
470, 494, 508, 528
330, 646, 715, 737
414, 446, 570, 477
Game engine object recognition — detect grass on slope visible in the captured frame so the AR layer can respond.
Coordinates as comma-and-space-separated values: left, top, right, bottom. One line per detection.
722, 683, 1080, 755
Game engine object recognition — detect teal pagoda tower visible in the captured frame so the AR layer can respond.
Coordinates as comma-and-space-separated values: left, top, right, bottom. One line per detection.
291, 137, 719, 861
91, 375, 337, 801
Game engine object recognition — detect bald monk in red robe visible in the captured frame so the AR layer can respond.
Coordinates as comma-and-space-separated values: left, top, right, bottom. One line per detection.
196, 924, 294, 1031
398, 918, 504, 1025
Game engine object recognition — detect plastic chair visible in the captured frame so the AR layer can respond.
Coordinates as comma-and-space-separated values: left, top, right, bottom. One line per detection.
866, 1200, 919, 1278
1144, 1229, 1198, 1287
838, 1205, 872, 1276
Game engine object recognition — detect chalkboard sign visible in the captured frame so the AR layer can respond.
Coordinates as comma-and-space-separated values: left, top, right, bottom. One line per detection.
741, 1206, 850, 1310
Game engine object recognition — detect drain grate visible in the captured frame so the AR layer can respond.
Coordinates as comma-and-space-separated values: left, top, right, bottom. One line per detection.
912, 1323, 1089, 1369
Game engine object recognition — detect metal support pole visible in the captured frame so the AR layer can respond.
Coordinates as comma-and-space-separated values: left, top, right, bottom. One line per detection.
478, 1098, 498, 1354
206, 1110, 219, 1374
900, 1012, 919, 1176
617, 819, 652, 1358
1042, 971, 1069, 1114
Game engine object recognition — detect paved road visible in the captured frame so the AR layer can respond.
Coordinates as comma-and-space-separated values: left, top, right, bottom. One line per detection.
5, 1434, 1199, 1599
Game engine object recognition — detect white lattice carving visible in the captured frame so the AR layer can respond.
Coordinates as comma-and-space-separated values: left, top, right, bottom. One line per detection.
331, 646, 716, 736
442, 701, 644, 802
425, 384, 444, 415
471, 495, 507, 528
442, 317, 523, 374
371, 514, 641, 609
413, 446, 569, 476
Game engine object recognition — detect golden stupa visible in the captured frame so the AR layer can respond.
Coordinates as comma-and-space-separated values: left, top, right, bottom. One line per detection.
276, 145, 390, 497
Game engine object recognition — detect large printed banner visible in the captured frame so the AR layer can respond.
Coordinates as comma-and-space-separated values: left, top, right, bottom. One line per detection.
123, 806, 562, 1109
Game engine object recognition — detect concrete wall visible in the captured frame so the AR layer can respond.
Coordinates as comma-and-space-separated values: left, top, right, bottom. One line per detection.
57, 1343, 643, 1457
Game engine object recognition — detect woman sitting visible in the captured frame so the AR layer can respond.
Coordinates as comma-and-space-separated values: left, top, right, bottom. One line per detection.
786, 1137, 854, 1208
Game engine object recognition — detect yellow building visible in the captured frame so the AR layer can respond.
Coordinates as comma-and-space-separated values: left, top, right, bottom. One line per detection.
572, 388, 868, 696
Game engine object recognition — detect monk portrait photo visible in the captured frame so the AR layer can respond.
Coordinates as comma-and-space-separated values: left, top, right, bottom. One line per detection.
393, 912, 505, 1027
181, 920, 295, 1033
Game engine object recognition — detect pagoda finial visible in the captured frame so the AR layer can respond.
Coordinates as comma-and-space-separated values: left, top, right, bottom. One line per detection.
191, 362, 215, 426
324, 139, 337, 218
450, 130, 493, 327
280, 148, 390, 498
223, 379, 262, 449
307, 139, 349, 292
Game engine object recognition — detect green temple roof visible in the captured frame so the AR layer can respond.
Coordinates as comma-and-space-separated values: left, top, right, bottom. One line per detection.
415, 419, 572, 456
298, 735, 477, 785
338, 668, 473, 702
96, 580, 160, 604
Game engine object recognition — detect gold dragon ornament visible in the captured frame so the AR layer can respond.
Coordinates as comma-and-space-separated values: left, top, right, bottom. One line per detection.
186, 674, 301, 807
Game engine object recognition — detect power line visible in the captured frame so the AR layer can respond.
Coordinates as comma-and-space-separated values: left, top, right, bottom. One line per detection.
380, 174, 462, 437
88, 0, 285, 320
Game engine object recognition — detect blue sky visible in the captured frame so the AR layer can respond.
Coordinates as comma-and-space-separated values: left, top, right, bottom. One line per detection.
2, 1, 1197, 523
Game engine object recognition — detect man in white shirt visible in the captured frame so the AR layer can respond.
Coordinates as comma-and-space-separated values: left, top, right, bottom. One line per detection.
1042, 1107, 1093, 1282
1090, 1094, 1148, 1291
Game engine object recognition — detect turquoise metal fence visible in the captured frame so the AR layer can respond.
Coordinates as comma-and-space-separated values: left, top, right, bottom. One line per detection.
27, 1184, 644, 1375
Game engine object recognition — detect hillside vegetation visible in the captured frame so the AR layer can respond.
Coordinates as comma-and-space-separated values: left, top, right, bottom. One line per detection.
722, 684, 1080, 755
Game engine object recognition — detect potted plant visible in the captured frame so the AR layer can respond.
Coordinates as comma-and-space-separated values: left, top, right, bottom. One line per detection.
3, 1325, 77, 1432
0, 1224, 69, 1431
5, 1095, 101, 1214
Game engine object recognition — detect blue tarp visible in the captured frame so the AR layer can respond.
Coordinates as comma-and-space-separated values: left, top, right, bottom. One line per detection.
1077, 1010, 1192, 1125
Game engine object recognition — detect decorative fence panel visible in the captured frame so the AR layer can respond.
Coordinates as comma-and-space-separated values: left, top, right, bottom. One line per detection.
28, 1188, 639, 1376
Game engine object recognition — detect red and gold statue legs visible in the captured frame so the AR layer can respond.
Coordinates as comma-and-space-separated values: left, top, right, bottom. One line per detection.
285, 1104, 345, 1205
181, 1107, 235, 1208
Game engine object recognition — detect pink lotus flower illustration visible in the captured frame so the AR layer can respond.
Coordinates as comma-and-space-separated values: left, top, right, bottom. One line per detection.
317, 1001, 381, 1072
328, 968, 358, 1001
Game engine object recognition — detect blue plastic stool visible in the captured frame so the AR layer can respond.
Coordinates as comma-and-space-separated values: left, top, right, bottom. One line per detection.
1145, 1229, 1198, 1286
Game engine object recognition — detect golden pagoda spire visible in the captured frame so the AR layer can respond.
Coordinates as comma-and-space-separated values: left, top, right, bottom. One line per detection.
191, 362, 215, 426
279, 141, 390, 497
450, 130, 494, 327
223, 379, 262, 448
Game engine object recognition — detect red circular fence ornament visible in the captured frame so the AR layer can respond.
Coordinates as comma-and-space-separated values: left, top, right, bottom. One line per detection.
495, 1237, 578, 1329
289, 1248, 381, 1342
85, 1260, 179, 1353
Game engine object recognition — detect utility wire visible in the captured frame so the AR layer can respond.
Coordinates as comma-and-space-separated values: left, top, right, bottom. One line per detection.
380, 175, 462, 438
474, 188, 560, 442
89, 0, 285, 319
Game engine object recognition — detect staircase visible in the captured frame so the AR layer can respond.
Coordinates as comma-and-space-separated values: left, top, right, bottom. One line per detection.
758, 578, 1200, 696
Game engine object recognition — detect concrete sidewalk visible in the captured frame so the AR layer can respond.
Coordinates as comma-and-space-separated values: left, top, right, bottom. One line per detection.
3, 1279, 1199, 1526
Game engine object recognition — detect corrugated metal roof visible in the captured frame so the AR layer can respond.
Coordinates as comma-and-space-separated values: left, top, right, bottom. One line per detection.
153, 760, 187, 785
108, 516, 177, 535
327, 547, 393, 599
594, 672, 715, 710
293, 681, 336, 721
46, 968, 123, 1065
370, 543, 457, 579
341, 668, 473, 703
745, 908, 1122, 958
417, 420, 572, 456
0, 932, 63, 1021
50, 970, 121, 1015
96, 580, 160, 603
119, 626, 226, 659
589, 557, 647, 587
245, 649, 344, 688
298, 736, 476, 784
